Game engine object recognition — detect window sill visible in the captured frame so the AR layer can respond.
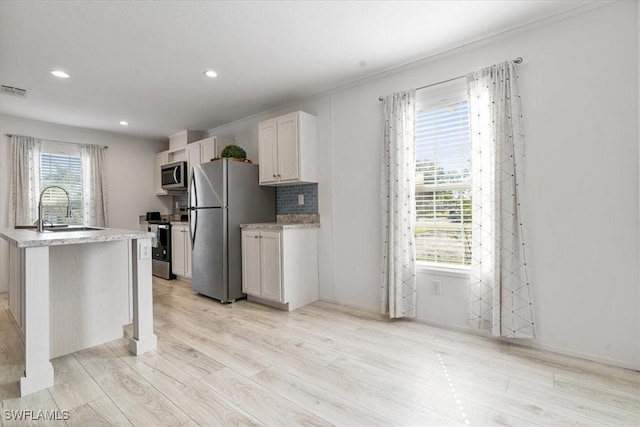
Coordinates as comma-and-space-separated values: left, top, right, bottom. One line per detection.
416, 263, 471, 278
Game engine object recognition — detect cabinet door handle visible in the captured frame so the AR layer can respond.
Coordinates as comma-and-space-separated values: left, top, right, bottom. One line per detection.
272, 174, 276, 178
277, 174, 281, 178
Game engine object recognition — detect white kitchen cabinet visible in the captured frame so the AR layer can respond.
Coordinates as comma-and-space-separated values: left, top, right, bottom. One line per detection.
241, 226, 318, 311
242, 230, 282, 301
199, 137, 220, 163
258, 111, 317, 185
154, 151, 170, 195
259, 232, 282, 301
171, 223, 191, 278
185, 231, 192, 278
241, 230, 263, 296
186, 143, 201, 182
186, 136, 234, 183
258, 120, 278, 184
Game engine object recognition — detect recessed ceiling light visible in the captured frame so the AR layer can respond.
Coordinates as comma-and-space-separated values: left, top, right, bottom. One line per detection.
50, 70, 70, 79
204, 70, 218, 78
119, 121, 129, 126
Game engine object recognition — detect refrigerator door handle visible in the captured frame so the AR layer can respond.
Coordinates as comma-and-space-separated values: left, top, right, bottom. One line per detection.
190, 209, 197, 249
190, 170, 198, 208
189, 168, 197, 249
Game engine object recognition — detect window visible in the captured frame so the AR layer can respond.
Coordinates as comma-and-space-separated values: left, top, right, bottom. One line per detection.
40, 143, 83, 225
415, 82, 471, 267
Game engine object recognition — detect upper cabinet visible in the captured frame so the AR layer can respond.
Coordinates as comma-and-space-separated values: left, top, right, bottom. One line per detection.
186, 143, 202, 175
258, 111, 317, 186
186, 136, 234, 181
154, 151, 170, 195
200, 137, 219, 163
187, 136, 232, 167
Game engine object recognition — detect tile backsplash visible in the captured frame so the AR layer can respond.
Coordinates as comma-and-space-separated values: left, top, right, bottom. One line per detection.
172, 193, 189, 215
276, 183, 318, 214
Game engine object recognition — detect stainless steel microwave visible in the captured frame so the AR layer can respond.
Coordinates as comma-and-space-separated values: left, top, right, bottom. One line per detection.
161, 161, 187, 190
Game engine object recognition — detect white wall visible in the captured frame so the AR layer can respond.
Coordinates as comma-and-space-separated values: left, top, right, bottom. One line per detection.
0, 115, 168, 292
207, 1, 639, 369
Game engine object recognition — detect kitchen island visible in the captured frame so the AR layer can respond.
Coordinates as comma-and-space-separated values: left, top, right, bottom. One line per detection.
0, 226, 157, 397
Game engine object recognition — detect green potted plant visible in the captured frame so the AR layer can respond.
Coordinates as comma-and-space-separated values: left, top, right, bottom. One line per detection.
220, 144, 246, 158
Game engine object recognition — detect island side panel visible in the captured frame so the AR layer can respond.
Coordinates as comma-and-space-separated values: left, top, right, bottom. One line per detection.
49, 240, 130, 358
20, 245, 54, 396
129, 237, 157, 355
8, 244, 24, 333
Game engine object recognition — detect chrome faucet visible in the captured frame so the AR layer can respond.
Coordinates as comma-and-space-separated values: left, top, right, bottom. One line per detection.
37, 185, 72, 232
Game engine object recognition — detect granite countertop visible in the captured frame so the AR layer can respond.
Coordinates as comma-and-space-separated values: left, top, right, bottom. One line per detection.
0, 227, 154, 248
240, 222, 320, 230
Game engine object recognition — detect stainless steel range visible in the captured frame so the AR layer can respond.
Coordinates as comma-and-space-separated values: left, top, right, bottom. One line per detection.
147, 220, 175, 280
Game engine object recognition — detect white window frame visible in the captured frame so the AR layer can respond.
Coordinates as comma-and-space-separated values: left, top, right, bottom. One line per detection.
415, 80, 471, 275
39, 141, 83, 226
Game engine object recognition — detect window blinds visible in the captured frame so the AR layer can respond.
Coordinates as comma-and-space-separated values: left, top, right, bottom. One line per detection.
415, 95, 471, 266
40, 153, 83, 225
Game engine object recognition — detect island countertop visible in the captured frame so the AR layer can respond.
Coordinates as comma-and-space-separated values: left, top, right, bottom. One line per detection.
0, 227, 154, 248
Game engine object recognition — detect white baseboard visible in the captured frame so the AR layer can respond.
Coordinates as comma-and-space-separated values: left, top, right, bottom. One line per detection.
320, 297, 639, 372
414, 318, 640, 372
502, 337, 640, 372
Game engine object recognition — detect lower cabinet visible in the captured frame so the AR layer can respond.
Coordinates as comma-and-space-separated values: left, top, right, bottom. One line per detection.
171, 223, 191, 278
241, 226, 318, 311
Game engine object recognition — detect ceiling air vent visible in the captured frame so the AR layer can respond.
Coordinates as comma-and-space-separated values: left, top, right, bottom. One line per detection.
0, 85, 27, 98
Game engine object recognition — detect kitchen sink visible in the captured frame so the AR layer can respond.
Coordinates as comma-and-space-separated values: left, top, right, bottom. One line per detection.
15, 225, 103, 232
44, 226, 103, 232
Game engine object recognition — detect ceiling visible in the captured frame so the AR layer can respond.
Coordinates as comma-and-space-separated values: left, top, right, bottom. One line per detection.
0, 1, 596, 141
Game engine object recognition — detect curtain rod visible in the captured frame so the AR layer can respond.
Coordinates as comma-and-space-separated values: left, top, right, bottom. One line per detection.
5, 133, 109, 150
378, 57, 523, 101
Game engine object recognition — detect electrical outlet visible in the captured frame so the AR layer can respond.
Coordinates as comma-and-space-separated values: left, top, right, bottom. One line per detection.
431, 280, 442, 296
139, 242, 151, 260
298, 194, 304, 205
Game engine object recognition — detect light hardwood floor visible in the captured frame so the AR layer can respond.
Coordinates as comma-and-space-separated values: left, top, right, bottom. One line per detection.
1, 277, 639, 426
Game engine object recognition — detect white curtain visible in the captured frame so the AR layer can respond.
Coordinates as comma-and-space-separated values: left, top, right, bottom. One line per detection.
380, 89, 417, 319
10, 135, 41, 226
466, 61, 535, 338
81, 144, 109, 227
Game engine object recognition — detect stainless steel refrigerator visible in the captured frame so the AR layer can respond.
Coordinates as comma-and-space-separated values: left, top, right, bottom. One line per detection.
189, 159, 275, 302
